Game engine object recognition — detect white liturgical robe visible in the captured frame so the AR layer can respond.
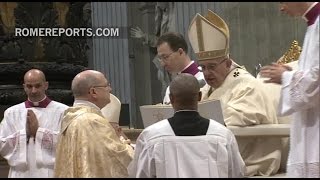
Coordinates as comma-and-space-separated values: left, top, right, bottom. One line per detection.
128, 119, 245, 178
0, 101, 68, 178
279, 14, 319, 178
201, 67, 282, 176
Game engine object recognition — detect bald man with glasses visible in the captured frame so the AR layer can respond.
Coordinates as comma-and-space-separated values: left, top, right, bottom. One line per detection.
54, 70, 134, 178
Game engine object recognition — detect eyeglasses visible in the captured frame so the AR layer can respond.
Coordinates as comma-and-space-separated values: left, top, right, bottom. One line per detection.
157, 51, 177, 62
198, 58, 228, 72
92, 82, 111, 89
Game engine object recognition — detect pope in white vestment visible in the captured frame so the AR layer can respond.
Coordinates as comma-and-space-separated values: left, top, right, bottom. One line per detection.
201, 67, 282, 176
0, 98, 68, 178
188, 10, 282, 176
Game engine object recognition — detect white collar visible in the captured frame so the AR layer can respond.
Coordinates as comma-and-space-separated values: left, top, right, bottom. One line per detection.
175, 109, 198, 113
28, 95, 47, 104
179, 61, 194, 74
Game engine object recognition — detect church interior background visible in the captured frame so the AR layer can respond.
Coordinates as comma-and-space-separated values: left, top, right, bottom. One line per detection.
0, 2, 307, 176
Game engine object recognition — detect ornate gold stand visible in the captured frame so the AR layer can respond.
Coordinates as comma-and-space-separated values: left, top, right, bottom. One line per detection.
277, 40, 302, 64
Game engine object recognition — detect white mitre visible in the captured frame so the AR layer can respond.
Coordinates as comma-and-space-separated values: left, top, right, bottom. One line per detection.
188, 9, 230, 61
101, 93, 121, 123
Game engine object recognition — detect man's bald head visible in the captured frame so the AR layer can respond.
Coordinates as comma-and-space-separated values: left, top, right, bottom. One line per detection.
71, 70, 105, 97
72, 70, 112, 109
24, 69, 46, 83
23, 69, 48, 102
169, 73, 200, 110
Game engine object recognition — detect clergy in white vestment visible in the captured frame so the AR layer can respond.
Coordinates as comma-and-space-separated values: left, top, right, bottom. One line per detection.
0, 69, 68, 178
155, 32, 206, 105
128, 73, 245, 178
188, 10, 282, 176
260, 2, 319, 178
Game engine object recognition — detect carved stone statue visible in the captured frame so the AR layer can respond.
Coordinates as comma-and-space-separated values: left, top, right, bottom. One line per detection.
53, 2, 70, 27
130, 2, 175, 98
82, 2, 92, 26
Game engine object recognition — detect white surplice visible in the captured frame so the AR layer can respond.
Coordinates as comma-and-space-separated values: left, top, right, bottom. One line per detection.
0, 101, 68, 178
127, 119, 245, 178
279, 16, 319, 178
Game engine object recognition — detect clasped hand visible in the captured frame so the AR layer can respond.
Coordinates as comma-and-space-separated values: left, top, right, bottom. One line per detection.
26, 110, 39, 141
110, 122, 131, 144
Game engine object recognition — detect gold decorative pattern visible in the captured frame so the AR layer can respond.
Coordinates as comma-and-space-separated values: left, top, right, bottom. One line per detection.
55, 105, 134, 177
277, 40, 302, 64
196, 49, 227, 60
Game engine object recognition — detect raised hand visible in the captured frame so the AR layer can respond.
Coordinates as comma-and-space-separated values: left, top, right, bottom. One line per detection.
260, 63, 290, 84
130, 26, 145, 39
